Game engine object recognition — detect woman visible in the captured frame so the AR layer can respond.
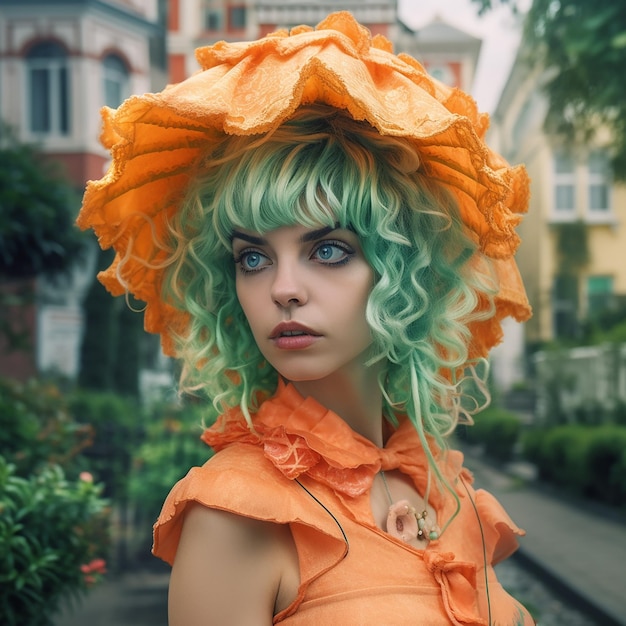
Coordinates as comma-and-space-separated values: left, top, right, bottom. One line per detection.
78, 13, 533, 625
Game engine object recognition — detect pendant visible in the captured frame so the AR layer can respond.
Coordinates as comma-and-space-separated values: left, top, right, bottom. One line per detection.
386, 499, 440, 543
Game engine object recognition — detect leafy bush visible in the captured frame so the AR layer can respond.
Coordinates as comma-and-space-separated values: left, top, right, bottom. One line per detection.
0, 377, 111, 624
523, 426, 590, 490
0, 378, 93, 478
610, 446, 626, 506
0, 124, 86, 279
585, 427, 626, 505
462, 407, 523, 463
0, 458, 109, 626
522, 425, 626, 506
130, 401, 212, 527
68, 391, 140, 501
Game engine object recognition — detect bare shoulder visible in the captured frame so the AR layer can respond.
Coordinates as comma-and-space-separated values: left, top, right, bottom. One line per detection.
168, 503, 300, 626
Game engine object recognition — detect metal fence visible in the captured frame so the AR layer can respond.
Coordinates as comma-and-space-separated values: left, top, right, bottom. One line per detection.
533, 343, 626, 424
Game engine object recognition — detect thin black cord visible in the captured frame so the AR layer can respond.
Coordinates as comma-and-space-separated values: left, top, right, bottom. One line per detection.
296, 476, 491, 623
295, 479, 350, 556
460, 475, 492, 626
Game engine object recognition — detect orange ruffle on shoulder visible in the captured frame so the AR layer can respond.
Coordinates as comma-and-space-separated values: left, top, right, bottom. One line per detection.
77, 11, 531, 358
153, 382, 534, 625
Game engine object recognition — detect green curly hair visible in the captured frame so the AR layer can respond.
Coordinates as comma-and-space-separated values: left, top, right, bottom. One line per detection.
161, 104, 496, 457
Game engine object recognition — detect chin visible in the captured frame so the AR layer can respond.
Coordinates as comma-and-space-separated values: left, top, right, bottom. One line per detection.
274, 367, 330, 383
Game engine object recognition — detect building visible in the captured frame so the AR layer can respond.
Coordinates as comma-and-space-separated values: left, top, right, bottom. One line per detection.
489, 43, 626, 348
167, 0, 399, 84
396, 14, 481, 92
0, 0, 164, 380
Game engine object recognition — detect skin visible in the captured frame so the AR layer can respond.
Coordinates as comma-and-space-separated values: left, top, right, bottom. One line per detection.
168, 224, 435, 625
232, 224, 381, 441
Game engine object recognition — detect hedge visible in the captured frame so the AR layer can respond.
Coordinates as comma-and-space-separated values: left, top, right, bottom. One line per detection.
522, 425, 626, 506
460, 407, 523, 463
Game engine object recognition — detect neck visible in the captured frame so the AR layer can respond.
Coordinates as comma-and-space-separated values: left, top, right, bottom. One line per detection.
291, 362, 385, 447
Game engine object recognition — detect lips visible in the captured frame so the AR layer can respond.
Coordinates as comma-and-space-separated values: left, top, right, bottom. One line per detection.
269, 321, 321, 339
269, 322, 321, 350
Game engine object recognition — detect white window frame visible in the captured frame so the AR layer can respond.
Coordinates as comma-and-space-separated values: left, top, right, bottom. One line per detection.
26, 42, 70, 137
102, 54, 130, 109
586, 149, 614, 224
551, 151, 577, 222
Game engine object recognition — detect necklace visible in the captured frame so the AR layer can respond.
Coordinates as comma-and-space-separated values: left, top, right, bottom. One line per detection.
380, 470, 440, 543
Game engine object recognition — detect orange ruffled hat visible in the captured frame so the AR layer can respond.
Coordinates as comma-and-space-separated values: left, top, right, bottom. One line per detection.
77, 11, 531, 359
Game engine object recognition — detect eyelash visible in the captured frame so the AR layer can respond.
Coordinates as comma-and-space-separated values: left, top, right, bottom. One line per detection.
313, 240, 354, 266
233, 249, 269, 275
233, 240, 355, 275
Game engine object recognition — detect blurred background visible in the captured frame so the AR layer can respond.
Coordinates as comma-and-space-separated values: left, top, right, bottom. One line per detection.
1, 1, 625, 624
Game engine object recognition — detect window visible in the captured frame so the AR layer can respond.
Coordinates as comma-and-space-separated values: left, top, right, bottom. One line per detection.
27, 41, 70, 135
552, 274, 579, 338
587, 275, 614, 318
553, 152, 576, 219
588, 150, 611, 215
228, 6, 247, 30
205, 8, 222, 30
103, 54, 129, 108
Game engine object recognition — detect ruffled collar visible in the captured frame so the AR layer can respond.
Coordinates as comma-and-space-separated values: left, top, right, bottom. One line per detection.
202, 380, 464, 501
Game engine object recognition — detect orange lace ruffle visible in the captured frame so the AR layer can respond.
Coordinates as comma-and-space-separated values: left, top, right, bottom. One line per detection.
77, 11, 531, 358
203, 380, 466, 503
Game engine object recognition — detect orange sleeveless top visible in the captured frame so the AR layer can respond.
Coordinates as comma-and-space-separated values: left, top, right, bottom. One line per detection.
153, 382, 534, 625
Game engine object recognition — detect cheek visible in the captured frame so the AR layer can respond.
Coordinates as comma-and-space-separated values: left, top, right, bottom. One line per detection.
235, 280, 256, 327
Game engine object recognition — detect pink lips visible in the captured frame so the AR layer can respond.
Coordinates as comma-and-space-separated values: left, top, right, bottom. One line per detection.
270, 322, 321, 350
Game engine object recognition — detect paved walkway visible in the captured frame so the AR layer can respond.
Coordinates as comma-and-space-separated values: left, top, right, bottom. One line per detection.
54, 456, 626, 626
464, 454, 626, 626
55, 566, 169, 626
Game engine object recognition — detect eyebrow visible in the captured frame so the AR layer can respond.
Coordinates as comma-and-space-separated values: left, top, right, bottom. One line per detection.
231, 224, 340, 245
230, 230, 266, 245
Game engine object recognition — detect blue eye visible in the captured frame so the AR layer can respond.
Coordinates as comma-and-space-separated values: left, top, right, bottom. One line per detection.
312, 241, 352, 265
317, 245, 337, 260
235, 249, 270, 273
244, 252, 262, 268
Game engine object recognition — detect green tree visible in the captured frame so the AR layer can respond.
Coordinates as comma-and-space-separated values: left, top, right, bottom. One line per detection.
0, 124, 85, 353
0, 125, 84, 279
78, 246, 144, 398
472, 1, 626, 180
78, 248, 119, 391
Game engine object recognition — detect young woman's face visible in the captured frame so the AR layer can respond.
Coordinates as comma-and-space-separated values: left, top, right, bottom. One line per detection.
232, 224, 374, 383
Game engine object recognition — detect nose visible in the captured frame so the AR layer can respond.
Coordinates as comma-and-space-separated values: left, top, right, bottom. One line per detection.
271, 262, 308, 308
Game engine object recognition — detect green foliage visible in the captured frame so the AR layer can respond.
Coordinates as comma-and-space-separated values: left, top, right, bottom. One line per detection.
0, 458, 109, 626
585, 428, 626, 505
522, 425, 626, 506
471, 0, 626, 180
67, 391, 141, 501
0, 123, 86, 279
78, 248, 119, 393
0, 378, 93, 478
582, 308, 626, 345
130, 401, 212, 525
0, 377, 109, 625
461, 406, 523, 463
78, 247, 144, 398
112, 298, 144, 398
525, 425, 590, 487
553, 220, 589, 273
0, 281, 35, 354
